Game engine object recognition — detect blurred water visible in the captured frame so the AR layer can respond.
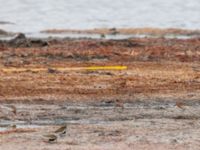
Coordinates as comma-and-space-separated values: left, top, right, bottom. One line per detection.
0, 0, 200, 33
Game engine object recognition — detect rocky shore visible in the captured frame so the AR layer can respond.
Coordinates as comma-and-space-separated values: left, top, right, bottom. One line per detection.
0, 29, 200, 149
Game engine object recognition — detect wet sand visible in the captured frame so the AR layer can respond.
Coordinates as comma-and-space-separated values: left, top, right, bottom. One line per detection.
1, 33, 200, 149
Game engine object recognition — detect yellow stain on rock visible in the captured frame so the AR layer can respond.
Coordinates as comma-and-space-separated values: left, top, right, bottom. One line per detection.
85, 66, 127, 70
1, 66, 127, 73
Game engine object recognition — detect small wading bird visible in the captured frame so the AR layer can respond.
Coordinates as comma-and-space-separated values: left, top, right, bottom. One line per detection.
0, 105, 17, 115
43, 134, 58, 143
100, 34, 105, 38
0, 105, 17, 120
43, 125, 67, 143
176, 101, 197, 116
115, 99, 124, 110
10, 124, 17, 129
54, 124, 67, 137
9, 105, 17, 115
176, 102, 185, 110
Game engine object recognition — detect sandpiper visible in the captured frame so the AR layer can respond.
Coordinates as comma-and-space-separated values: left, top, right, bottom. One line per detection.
43, 134, 58, 143
54, 124, 67, 137
100, 34, 106, 38
176, 102, 185, 110
9, 105, 17, 115
10, 124, 17, 129
176, 101, 197, 117
115, 99, 124, 109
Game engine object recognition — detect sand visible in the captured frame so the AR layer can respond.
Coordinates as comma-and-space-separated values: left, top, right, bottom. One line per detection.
1, 34, 200, 149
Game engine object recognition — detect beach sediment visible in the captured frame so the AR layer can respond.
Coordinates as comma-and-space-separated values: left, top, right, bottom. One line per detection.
0, 33, 200, 149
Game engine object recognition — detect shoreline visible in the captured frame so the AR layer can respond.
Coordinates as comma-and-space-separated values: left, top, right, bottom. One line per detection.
1, 27, 200, 40
1, 33, 200, 149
